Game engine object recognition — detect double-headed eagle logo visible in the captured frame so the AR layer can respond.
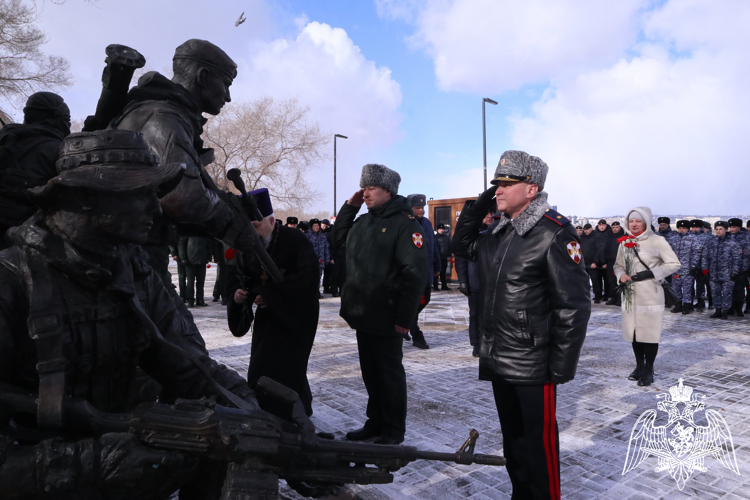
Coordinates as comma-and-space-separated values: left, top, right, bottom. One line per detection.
623, 378, 740, 490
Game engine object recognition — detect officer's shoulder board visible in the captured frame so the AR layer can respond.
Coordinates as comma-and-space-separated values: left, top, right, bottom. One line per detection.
542, 209, 571, 227
401, 210, 416, 221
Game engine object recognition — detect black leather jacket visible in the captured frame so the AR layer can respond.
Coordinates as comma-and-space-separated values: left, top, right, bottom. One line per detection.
452, 191, 590, 385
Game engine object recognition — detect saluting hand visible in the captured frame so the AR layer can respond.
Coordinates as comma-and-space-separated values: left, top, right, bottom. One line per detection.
348, 189, 365, 207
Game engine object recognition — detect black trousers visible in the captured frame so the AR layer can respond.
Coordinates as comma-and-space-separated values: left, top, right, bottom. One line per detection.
410, 285, 432, 338
586, 268, 603, 300
185, 263, 206, 302
468, 291, 482, 347
604, 259, 616, 299
177, 260, 187, 298
212, 261, 224, 300
323, 262, 335, 292
355, 331, 407, 439
492, 378, 560, 500
439, 258, 449, 288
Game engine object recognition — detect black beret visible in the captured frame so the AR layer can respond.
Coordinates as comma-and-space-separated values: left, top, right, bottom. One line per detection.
690, 219, 704, 228
321, 219, 330, 225
598, 219, 607, 225
657, 217, 670, 224
611, 221, 621, 226
575, 225, 582, 229
583, 223, 592, 230
676, 220, 690, 228
715, 221, 729, 229
728, 218, 743, 227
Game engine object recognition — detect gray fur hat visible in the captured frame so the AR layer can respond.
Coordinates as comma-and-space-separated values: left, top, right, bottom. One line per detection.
491, 150, 548, 191
360, 163, 401, 195
407, 194, 426, 207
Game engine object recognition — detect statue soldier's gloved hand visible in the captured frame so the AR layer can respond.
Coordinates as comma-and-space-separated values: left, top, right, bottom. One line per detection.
23, 434, 198, 497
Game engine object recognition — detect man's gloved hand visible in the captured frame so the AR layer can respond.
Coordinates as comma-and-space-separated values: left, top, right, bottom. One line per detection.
474, 186, 497, 214
458, 282, 470, 297
630, 270, 654, 282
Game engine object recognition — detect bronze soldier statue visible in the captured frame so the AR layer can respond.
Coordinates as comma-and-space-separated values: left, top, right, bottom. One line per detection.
0, 129, 260, 498
87, 40, 279, 283
0, 92, 71, 249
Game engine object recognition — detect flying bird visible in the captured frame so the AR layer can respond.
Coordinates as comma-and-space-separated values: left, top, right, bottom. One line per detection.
235, 12, 246, 27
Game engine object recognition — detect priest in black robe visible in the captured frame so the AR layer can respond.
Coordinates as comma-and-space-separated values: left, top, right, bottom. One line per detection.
225, 188, 320, 415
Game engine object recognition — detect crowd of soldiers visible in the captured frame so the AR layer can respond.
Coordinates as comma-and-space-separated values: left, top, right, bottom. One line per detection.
656, 217, 749, 319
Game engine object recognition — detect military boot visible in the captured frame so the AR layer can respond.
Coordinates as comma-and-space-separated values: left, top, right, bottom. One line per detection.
681, 303, 692, 314
695, 299, 704, 312
710, 308, 722, 319
671, 303, 682, 313
721, 309, 729, 320
638, 364, 654, 386
735, 302, 745, 317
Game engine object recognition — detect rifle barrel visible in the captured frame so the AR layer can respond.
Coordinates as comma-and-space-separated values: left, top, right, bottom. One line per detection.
416, 451, 506, 467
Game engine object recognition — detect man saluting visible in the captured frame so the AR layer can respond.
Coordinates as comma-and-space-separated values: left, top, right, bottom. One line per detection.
452, 151, 590, 500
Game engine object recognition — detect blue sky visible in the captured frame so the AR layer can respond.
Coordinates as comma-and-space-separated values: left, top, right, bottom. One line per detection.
22, 0, 750, 217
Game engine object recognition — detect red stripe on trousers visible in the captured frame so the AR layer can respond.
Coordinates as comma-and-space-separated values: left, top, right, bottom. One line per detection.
546, 383, 560, 500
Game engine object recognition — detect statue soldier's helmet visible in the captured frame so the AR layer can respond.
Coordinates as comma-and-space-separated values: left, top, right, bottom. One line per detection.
28, 129, 185, 204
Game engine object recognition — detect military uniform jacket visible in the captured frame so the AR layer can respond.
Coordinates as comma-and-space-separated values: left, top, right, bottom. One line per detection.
708, 236, 740, 282
0, 216, 253, 417
452, 194, 591, 385
673, 232, 701, 275
333, 196, 428, 334
728, 231, 750, 272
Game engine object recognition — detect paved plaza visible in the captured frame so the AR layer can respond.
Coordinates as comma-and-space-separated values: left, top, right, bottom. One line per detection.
181, 263, 750, 499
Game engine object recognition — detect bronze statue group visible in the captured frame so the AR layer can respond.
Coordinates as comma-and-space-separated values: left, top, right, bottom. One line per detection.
0, 39, 589, 500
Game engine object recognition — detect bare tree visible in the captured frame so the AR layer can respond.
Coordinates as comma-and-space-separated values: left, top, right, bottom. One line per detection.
0, 0, 72, 107
202, 97, 329, 212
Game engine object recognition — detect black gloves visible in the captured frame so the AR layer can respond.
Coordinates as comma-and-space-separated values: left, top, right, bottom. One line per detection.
473, 186, 497, 214
458, 282, 470, 297
630, 270, 654, 282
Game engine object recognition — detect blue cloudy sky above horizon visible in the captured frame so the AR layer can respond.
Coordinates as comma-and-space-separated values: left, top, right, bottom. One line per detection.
21, 0, 750, 217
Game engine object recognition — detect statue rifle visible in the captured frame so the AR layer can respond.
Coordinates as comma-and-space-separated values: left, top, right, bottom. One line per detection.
0, 378, 505, 499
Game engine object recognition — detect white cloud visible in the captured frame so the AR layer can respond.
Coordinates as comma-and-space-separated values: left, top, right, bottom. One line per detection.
237, 21, 403, 214
510, 1, 750, 215
385, 0, 750, 215
397, 0, 648, 94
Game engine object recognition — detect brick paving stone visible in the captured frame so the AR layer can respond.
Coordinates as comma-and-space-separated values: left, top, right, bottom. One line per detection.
179, 264, 750, 499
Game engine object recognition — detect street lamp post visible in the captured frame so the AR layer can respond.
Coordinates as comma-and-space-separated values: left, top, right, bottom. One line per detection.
334, 134, 348, 216
482, 97, 498, 190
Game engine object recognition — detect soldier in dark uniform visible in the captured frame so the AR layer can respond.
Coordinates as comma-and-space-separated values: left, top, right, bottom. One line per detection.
727, 218, 750, 316
225, 189, 320, 417
453, 150, 590, 500
0, 130, 260, 499
334, 164, 427, 445
406, 193, 441, 349
435, 223, 452, 290
0, 92, 71, 249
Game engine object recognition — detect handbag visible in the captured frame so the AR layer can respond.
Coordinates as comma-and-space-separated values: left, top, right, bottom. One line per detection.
631, 247, 680, 308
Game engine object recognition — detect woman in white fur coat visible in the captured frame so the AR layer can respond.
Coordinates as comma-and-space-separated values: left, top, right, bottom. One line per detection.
614, 206, 680, 386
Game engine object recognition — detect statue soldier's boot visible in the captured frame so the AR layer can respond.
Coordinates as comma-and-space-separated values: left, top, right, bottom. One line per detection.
638, 364, 654, 386
83, 44, 146, 131
710, 308, 722, 319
